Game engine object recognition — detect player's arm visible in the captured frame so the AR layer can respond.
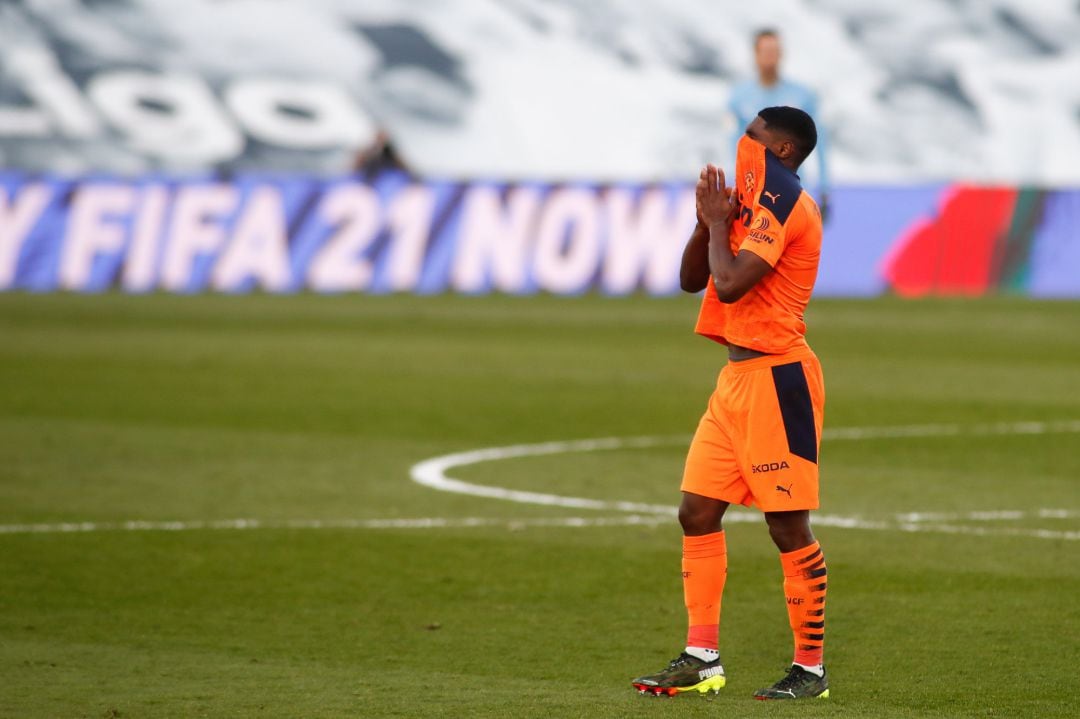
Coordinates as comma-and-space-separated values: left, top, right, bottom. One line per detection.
679, 221, 711, 293
698, 164, 772, 303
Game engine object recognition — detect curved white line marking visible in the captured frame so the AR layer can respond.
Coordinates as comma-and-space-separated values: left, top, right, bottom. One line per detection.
410, 435, 684, 515
3, 421, 1077, 539
409, 420, 1080, 541
410, 420, 1080, 511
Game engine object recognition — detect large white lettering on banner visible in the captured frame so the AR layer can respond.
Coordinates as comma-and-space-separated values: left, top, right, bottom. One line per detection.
0, 174, 695, 295
5, 176, 1080, 297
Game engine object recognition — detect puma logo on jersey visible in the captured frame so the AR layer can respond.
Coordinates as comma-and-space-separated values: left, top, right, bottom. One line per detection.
776, 483, 793, 498
763, 190, 781, 204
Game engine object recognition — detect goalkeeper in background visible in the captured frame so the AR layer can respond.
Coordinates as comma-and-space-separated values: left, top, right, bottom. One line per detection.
729, 29, 830, 220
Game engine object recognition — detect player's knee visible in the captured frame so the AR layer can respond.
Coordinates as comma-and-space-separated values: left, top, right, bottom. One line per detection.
677, 504, 703, 534
765, 512, 814, 552
678, 495, 725, 535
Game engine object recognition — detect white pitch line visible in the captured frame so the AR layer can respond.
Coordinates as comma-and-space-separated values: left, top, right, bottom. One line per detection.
0, 515, 679, 535
895, 509, 1080, 523
897, 523, 1080, 541
408, 420, 1080, 541
823, 419, 1080, 441
410, 435, 684, 515
3, 421, 1078, 539
0, 511, 888, 535
409, 419, 1080, 513
2, 512, 1076, 542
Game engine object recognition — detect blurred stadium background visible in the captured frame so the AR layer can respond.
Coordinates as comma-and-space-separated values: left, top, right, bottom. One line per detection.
2, 1, 1079, 717
2, 0, 1079, 297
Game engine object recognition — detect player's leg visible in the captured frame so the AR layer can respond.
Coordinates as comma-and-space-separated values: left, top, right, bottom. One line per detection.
737, 353, 829, 700
631, 498, 731, 697
678, 489, 729, 535
631, 383, 747, 697
677, 401, 745, 665
765, 510, 828, 677
754, 509, 829, 700
678, 491, 729, 661
763, 508, 815, 552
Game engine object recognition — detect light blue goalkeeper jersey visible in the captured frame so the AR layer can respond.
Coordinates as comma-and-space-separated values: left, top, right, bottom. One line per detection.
728, 78, 829, 200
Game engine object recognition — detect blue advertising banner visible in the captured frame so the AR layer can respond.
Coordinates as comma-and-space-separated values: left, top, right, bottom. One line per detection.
1, 173, 1077, 297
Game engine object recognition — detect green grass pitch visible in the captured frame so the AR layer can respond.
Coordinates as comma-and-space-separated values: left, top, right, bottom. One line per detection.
1, 292, 1078, 718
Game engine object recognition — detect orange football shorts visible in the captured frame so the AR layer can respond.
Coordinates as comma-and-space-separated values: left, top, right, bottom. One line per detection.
681, 347, 825, 512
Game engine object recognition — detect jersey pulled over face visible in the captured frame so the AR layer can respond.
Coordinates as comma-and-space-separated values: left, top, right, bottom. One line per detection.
695, 134, 823, 354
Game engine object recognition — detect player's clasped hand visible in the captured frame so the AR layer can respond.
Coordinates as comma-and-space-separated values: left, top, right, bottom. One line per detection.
696, 163, 737, 228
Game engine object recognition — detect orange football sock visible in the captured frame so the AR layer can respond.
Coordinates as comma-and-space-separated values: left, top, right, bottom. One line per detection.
682, 531, 727, 651
779, 541, 827, 667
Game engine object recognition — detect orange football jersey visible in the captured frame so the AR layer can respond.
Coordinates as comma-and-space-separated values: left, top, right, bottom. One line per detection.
694, 136, 823, 353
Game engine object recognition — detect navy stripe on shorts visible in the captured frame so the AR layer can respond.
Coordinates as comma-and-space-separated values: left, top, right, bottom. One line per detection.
770, 362, 818, 464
